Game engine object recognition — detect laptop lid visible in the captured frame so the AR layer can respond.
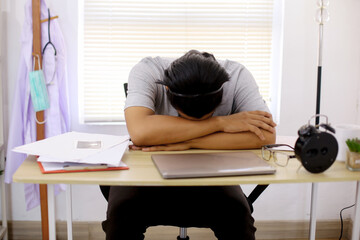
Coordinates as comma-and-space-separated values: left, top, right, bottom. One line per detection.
151, 151, 276, 179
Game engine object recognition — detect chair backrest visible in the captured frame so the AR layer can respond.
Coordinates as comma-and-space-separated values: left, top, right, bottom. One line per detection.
124, 83, 128, 97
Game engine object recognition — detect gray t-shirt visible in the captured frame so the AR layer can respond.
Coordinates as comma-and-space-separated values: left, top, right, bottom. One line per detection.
125, 56, 269, 116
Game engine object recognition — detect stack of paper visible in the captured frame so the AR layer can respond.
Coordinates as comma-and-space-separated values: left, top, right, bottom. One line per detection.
13, 132, 130, 173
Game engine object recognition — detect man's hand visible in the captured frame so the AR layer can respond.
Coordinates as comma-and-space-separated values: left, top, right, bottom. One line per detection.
218, 111, 276, 140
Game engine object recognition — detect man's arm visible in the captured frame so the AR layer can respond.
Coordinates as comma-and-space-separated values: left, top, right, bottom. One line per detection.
189, 130, 276, 150
125, 106, 222, 146
125, 106, 276, 147
134, 130, 276, 151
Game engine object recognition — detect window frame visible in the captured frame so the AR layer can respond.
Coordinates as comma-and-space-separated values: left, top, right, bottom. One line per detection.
77, 0, 284, 126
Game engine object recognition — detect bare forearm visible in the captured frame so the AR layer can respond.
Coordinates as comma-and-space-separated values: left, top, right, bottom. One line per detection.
189, 130, 276, 150
125, 107, 276, 147
137, 130, 276, 152
126, 110, 221, 146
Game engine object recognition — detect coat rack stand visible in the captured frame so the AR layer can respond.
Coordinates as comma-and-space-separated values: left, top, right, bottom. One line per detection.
32, 0, 49, 239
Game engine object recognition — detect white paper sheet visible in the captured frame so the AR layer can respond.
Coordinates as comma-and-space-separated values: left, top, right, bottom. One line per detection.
37, 140, 129, 166
78, 140, 129, 166
13, 131, 130, 163
40, 161, 128, 172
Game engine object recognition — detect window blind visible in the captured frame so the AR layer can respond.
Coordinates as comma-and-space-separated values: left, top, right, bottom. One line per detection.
81, 0, 274, 122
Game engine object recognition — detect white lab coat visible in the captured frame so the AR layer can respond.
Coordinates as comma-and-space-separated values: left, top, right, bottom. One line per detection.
5, 0, 70, 210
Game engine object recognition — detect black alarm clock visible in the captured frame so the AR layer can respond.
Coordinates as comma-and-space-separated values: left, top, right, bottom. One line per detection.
294, 115, 338, 173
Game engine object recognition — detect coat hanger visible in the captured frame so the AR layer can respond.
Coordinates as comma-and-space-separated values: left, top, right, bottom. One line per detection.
40, 16, 58, 23
42, 8, 57, 56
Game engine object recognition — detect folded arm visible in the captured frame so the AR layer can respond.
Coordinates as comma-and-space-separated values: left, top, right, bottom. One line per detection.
134, 130, 276, 151
190, 130, 276, 150
125, 106, 276, 148
125, 106, 223, 146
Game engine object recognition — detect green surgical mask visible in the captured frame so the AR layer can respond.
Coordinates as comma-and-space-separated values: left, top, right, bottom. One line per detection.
29, 56, 50, 112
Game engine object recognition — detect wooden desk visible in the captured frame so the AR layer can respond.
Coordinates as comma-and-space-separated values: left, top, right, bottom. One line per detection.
13, 149, 360, 240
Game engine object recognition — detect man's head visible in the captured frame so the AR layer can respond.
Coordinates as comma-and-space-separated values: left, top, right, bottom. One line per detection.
158, 50, 230, 119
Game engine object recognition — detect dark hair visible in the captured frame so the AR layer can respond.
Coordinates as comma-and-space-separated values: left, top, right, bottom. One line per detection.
157, 50, 230, 119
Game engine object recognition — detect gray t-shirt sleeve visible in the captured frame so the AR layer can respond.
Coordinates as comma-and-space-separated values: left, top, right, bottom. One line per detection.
220, 60, 270, 115
124, 58, 160, 112
229, 63, 270, 114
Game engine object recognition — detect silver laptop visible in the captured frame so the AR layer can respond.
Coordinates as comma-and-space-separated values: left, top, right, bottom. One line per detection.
151, 151, 276, 179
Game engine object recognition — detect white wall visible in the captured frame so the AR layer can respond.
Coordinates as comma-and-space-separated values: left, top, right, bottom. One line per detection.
1, 0, 360, 223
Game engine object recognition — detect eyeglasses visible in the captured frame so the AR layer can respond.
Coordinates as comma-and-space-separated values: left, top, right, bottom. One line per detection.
261, 144, 296, 167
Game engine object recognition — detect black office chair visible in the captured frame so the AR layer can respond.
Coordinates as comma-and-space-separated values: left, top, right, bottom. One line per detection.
100, 83, 270, 240
124, 83, 128, 98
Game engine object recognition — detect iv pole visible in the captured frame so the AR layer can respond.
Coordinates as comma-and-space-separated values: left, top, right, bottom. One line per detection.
315, 0, 329, 125
310, 1, 329, 239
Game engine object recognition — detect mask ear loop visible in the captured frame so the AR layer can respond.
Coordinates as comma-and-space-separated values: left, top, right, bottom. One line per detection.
32, 54, 39, 71
35, 114, 47, 125
32, 54, 47, 125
